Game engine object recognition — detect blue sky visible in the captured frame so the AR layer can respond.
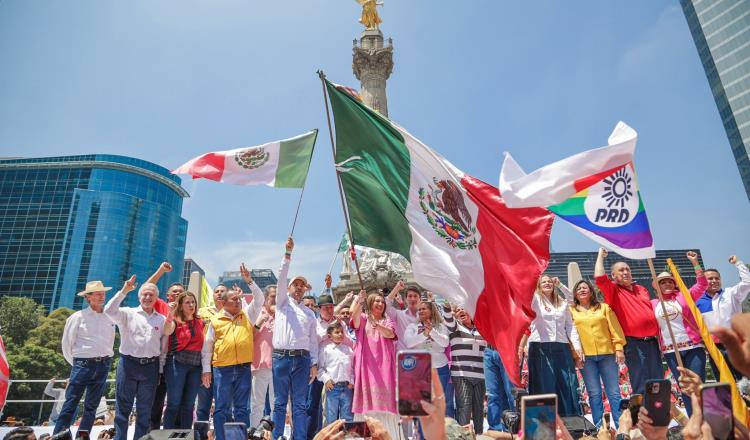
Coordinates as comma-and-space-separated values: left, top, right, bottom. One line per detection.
1, 1, 748, 288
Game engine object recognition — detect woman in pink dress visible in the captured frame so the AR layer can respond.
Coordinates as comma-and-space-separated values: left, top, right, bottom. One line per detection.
349, 290, 401, 438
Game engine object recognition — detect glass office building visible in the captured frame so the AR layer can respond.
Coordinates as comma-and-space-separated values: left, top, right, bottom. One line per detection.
218, 269, 278, 293
0, 155, 189, 310
681, 0, 750, 203
546, 249, 703, 296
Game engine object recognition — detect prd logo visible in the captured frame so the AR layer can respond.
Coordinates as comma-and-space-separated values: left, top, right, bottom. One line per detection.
400, 355, 417, 371
584, 164, 639, 227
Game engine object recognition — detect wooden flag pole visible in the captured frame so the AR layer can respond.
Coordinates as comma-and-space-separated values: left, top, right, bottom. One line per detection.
318, 70, 366, 291
647, 258, 683, 368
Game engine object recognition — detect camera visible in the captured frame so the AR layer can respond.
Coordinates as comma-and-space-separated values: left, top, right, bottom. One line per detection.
501, 388, 528, 433
49, 430, 72, 440
246, 416, 280, 440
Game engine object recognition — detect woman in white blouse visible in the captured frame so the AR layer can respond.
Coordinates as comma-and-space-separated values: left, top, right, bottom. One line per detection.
404, 299, 455, 419
519, 274, 583, 416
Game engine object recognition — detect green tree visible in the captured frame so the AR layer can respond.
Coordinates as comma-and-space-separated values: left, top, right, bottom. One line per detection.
0, 296, 44, 346
27, 308, 74, 351
6, 343, 69, 424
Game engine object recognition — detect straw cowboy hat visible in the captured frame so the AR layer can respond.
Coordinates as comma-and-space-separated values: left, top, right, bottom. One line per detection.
655, 271, 676, 285
77, 280, 113, 297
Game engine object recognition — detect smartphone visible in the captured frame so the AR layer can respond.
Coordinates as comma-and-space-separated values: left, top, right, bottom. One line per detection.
700, 383, 735, 440
603, 413, 611, 429
193, 421, 210, 440
342, 421, 372, 439
521, 394, 557, 440
396, 350, 432, 417
644, 380, 671, 427
628, 394, 643, 425
75, 431, 89, 440
223, 422, 246, 440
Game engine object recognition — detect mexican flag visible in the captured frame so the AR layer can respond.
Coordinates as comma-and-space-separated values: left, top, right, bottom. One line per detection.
172, 130, 318, 188
325, 79, 554, 384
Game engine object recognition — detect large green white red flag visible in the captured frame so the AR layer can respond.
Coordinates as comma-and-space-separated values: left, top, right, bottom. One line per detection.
325, 79, 554, 385
172, 130, 318, 188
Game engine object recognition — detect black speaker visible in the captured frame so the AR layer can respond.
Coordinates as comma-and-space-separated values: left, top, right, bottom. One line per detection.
139, 430, 196, 440
561, 416, 596, 439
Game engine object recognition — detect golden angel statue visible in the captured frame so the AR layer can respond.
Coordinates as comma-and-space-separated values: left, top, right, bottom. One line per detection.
356, 0, 383, 30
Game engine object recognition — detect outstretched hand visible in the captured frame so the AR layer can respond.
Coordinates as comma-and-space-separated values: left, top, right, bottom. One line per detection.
240, 263, 253, 285
122, 275, 138, 294
286, 237, 294, 253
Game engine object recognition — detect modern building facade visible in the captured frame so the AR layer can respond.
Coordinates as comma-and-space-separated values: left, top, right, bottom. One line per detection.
546, 249, 704, 297
218, 268, 278, 293
182, 258, 205, 288
681, 0, 750, 202
0, 155, 189, 310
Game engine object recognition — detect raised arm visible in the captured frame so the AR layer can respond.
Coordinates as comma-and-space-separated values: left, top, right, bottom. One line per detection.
593, 248, 617, 304
730, 255, 750, 300
594, 247, 607, 278
146, 261, 172, 285
104, 275, 138, 324
686, 251, 707, 300
440, 305, 457, 333
241, 263, 265, 322
275, 238, 293, 310
554, 278, 575, 305
335, 291, 355, 315
351, 290, 366, 329
384, 280, 404, 320
163, 301, 178, 336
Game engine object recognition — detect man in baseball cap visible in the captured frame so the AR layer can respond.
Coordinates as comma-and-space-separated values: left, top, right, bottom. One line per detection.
54, 281, 116, 435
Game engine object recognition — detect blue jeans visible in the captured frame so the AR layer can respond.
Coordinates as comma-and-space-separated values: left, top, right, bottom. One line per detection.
272, 352, 311, 440
325, 383, 354, 423
163, 356, 202, 429
53, 357, 112, 434
624, 338, 663, 395
665, 347, 706, 416
484, 347, 515, 431
213, 363, 252, 440
114, 356, 159, 440
582, 354, 621, 427
196, 370, 213, 421
437, 365, 456, 419
306, 378, 324, 439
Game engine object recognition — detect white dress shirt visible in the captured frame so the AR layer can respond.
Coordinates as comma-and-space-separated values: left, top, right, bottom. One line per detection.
403, 322, 450, 368
528, 294, 582, 352
61, 307, 116, 365
272, 256, 320, 364
701, 260, 750, 330
317, 342, 354, 384
104, 290, 166, 358
316, 316, 354, 349
385, 306, 418, 351
44, 382, 66, 422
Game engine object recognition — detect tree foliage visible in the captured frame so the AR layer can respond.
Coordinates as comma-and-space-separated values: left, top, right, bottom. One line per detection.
0, 296, 44, 346
27, 308, 74, 351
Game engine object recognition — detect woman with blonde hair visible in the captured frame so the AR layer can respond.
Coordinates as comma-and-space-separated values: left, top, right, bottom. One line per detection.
349, 290, 400, 438
163, 291, 204, 429
519, 274, 583, 416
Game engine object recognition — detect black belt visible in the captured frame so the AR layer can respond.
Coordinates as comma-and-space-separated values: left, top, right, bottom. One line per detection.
273, 349, 309, 357
123, 354, 159, 365
335, 381, 351, 386
626, 336, 657, 342
74, 356, 111, 363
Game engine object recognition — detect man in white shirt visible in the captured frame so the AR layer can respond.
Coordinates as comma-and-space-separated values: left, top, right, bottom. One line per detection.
697, 255, 750, 378
104, 276, 166, 440
271, 237, 319, 440
44, 378, 66, 424
385, 280, 420, 350
54, 280, 116, 435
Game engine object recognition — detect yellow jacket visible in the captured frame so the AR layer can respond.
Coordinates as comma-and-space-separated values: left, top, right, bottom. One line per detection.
210, 311, 253, 367
569, 303, 626, 356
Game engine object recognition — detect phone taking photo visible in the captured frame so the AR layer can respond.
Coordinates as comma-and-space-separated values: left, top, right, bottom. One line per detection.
341, 421, 372, 439
396, 350, 432, 417
644, 380, 671, 427
627, 394, 643, 425
521, 394, 557, 440
700, 382, 735, 440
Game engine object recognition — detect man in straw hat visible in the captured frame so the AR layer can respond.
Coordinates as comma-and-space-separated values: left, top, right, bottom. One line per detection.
270, 237, 319, 440
104, 275, 166, 440
53, 280, 116, 435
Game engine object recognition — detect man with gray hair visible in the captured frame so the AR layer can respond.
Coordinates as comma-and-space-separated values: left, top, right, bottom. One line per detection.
104, 275, 166, 440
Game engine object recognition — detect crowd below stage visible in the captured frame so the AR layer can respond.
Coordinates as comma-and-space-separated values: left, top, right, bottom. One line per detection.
4, 239, 750, 440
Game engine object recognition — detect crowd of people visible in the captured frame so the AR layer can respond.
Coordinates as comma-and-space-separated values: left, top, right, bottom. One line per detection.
7, 241, 750, 440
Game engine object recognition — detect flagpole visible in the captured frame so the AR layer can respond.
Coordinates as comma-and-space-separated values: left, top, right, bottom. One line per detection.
318, 70, 366, 291
289, 183, 307, 237
647, 258, 683, 368
327, 250, 339, 277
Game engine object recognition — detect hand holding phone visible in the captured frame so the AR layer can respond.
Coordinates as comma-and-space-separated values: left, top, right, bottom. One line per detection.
700, 383, 734, 440
397, 350, 432, 417
341, 421, 372, 439
521, 394, 557, 440
644, 380, 671, 427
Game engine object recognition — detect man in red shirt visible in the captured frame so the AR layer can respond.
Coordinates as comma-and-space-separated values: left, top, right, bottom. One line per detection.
594, 247, 663, 395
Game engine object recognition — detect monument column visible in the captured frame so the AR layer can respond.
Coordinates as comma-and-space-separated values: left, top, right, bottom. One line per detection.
352, 30, 393, 117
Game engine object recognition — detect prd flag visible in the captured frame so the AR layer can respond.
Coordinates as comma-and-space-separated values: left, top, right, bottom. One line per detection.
325, 79, 554, 385
499, 122, 655, 259
172, 130, 318, 188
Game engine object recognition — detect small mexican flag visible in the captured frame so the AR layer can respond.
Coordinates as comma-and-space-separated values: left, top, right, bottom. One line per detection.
325, 78, 553, 385
172, 130, 318, 188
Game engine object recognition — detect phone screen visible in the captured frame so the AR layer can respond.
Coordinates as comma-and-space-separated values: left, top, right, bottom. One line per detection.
397, 350, 432, 416
193, 421, 210, 440
223, 423, 246, 440
701, 383, 734, 440
342, 421, 372, 439
644, 380, 671, 427
521, 394, 557, 440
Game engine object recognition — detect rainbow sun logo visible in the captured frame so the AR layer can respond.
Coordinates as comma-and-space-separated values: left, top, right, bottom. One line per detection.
602, 168, 633, 208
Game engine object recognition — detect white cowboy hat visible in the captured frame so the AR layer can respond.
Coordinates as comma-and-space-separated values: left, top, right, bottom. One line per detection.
77, 280, 112, 297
